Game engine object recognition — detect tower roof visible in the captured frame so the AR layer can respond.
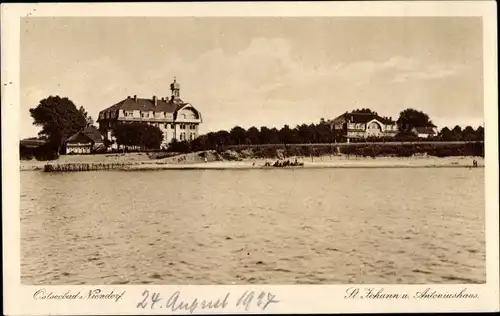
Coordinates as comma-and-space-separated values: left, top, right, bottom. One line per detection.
170, 77, 180, 90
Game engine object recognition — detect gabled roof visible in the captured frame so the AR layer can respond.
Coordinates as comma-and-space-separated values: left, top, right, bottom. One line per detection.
332, 112, 395, 125
412, 126, 436, 134
66, 132, 93, 144
66, 126, 103, 143
81, 126, 104, 142
98, 96, 187, 120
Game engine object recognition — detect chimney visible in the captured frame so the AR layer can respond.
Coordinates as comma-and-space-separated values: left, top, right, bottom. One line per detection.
134, 95, 137, 101
153, 95, 158, 106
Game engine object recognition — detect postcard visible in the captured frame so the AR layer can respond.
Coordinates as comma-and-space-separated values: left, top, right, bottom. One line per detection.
2, 1, 499, 315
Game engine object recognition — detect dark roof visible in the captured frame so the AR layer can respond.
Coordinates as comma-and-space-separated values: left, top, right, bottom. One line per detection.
66, 132, 93, 144
332, 112, 395, 125
413, 126, 436, 134
66, 126, 103, 143
98, 96, 186, 120
82, 126, 104, 142
20, 138, 47, 148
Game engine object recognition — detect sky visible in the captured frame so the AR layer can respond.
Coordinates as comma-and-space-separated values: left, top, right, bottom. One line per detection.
20, 17, 484, 139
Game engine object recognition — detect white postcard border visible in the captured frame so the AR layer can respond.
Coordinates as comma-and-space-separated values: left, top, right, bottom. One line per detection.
2, 2, 498, 315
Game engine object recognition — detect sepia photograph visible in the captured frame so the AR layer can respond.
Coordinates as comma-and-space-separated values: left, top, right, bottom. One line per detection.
2, 2, 499, 315
18, 15, 487, 285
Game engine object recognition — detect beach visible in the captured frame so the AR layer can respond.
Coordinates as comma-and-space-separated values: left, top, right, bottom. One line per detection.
20, 152, 484, 172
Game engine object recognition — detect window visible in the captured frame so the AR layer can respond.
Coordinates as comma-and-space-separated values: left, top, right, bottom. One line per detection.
170, 124, 175, 129
164, 123, 168, 128
180, 124, 185, 130
368, 122, 380, 130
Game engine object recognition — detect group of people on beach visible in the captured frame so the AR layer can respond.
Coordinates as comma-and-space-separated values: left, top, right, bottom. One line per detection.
263, 158, 304, 168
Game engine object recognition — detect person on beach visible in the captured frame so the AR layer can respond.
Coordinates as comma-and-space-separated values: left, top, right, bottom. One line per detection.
204, 157, 208, 163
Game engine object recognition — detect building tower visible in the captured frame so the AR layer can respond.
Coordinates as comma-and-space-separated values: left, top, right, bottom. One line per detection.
170, 77, 180, 100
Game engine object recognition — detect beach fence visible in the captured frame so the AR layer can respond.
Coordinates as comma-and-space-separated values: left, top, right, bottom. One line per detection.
43, 162, 131, 172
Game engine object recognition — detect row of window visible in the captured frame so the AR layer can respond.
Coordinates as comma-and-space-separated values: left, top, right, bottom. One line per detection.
179, 124, 197, 130
105, 111, 198, 121
115, 121, 197, 130
346, 123, 397, 130
122, 111, 173, 118
179, 133, 196, 141
104, 111, 197, 119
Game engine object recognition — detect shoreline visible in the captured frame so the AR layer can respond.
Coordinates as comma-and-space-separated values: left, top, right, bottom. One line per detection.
20, 155, 484, 172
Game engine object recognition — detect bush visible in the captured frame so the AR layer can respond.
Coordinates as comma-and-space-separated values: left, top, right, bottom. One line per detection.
114, 122, 163, 150
33, 143, 59, 161
167, 140, 191, 153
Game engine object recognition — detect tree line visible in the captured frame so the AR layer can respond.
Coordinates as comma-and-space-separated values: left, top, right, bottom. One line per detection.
22, 96, 485, 159
168, 122, 484, 153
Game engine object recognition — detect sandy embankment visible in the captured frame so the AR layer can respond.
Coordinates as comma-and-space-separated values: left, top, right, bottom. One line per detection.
124, 155, 484, 170
20, 151, 484, 171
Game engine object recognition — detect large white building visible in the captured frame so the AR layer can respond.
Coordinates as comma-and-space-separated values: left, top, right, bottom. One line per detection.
331, 111, 398, 142
97, 78, 202, 149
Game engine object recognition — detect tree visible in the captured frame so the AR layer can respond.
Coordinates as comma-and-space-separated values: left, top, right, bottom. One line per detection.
462, 126, 476, 141
168, 139, 191, 153
214, 130, 231, 148
86, 116, 95, 127
78, 106, 95, 127
229, 126, 247, 145
29, 96, 87, 155
352, 108, 377, 115
451, 125, 463, 141
114, 122, 163, 150
279, 125, 295, 144
246, 126, 260, 145
315, 122, 334, 143
259, 126, 279, 144
439, 127, 454, 141
397, 108, 434, 133
475, 126, 484, 141
141, 125, 163, 149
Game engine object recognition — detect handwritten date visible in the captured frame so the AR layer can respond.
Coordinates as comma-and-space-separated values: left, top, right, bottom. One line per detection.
137, 289, 279, 313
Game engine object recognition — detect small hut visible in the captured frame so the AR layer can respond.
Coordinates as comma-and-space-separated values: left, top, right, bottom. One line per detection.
65, 126, 105, 154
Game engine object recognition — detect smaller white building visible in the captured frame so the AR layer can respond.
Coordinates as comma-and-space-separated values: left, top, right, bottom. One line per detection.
65, 126, 105, 154
411, 126, 438, 138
